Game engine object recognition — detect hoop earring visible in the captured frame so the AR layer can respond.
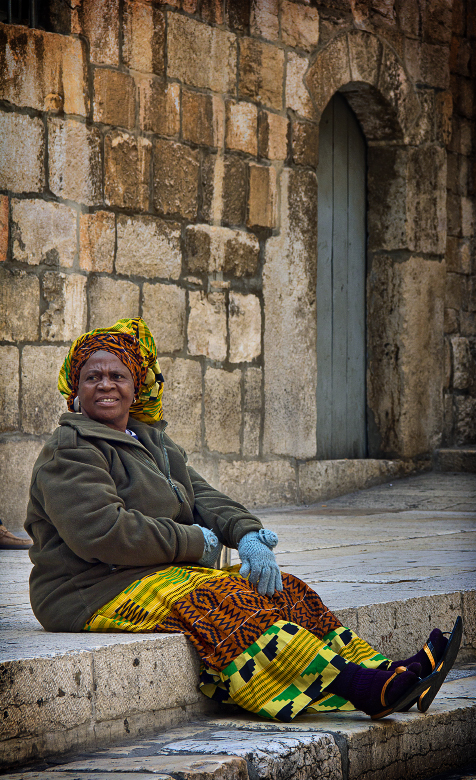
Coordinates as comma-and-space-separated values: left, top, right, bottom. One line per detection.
73, 396, 81, 412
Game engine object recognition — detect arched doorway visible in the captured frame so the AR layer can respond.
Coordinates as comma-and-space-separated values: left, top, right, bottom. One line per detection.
316, 93, 367, 459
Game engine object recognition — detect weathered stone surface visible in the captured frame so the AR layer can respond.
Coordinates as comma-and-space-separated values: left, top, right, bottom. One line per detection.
292, 121, 319, 167
93, 68, 135, 128
286, 52, 315, 120
299, 459, 408, 505
188, 292, 227, 361
250, 0, 279, 41
222, 156, 248, 226
0, 195, 8, 262
0, 438, 44, 529
445, 272, 466, 311
0, 112, 45, 193
225, 101, 258, 156
0, 346, 19, 431
142, 283, 186, 353
72, 0, 120, 66
88, 277, 140, 330
41, 273, 87, 342
105, 131, 151, 211
79, 211, 115, 273
239, 38, 284, 110
263, 168, 317, 459
48, 118, 102, 206
347, 30, 382, 85
138, 79, 180, 136
201, 0, 224, 24
123, 0, 165, 75
446, 237, 471, 275
184, 225, 259, 276
229, 293, 261, 363
167, 14, 236, 94
407, 146, 447, 254
0, 23, 88, 116
281, 1, 319, 51
159, 358, 202, 452
454, 395, 476, 445
377, 40, 422, 140
421, 42, 450, 88
367, 256, 445, 458
11, 199, 76, 268
248, 164, 277, 228
57, 755, 248, 780
153, 139, 200, 219
21, 346, 68, 434
218, 459, 297, 507
305, 35, 350, 119
450, 336, 474, 391
243, 366, 262, 457
204, 367, 241, 453
183, 90, 219, 148
0, 267, 39, 341
116, 215, 181, 279
258, 111, 288, 161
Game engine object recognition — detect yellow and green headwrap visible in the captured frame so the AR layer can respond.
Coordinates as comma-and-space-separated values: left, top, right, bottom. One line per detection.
58, 318, 164, 424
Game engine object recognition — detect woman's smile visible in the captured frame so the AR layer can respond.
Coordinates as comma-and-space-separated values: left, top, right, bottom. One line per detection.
78, 350, 135, 431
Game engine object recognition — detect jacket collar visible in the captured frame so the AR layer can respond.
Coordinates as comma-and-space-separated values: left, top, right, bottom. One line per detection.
59, 412, 167, 447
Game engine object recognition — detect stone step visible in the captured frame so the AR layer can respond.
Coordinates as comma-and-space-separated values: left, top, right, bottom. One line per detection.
2, 671, 475, 780
434, 447, 476, 473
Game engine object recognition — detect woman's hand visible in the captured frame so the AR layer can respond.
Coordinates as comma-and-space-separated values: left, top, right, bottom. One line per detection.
195, 525, 222, 568
238, 529, 283, 597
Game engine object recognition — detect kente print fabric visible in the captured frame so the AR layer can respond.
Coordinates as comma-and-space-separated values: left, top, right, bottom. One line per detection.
84, 566, 390, 721
58, 317, 164, 424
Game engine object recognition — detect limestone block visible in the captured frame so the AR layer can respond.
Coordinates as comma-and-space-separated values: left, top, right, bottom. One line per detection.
0, 24, 88, 116
435, 90, 453, 146
250, 0, 279, 41
71, 0, 120, 66
92, 636, 200, 722
0, 652, 92, 740
123, 0, 165, 75
21, 346, 69, 434
285, 52, 314, 120
88, 277, 140, 330
184, 225, 259, 277
142, 283, 186, 353
63, 755, 249, 779
442, 391, 453, 441
48, 118, 102, 206
426, 0, 453, 44
116, 215, 181, 279
0, 438, 44, 530
450, 336, 473, 391
138, 79, 180, 137
455, 396, 476, 445
0, 267, 39, 341
159, 357, 202, 452
0, 346, 19, 431
299, 459, 403, 505
444, 307, 459, 334
292, 120, 319, 167
239, 38, 284, 111
225, 100, 258, 156
201, 0, 224, 24
248, 164, 277, 228
167, 14, 236, 94
153, 139, 199, 220
305, 35, 350, 118
79, 211, 115, 273
105, 131, 151, 211
367, 255, 445, 458
222, 156, 248, 226
258, 111, 288, 161
93, 68, 135, 128
229, 292, 261, 363
377, 40, 421, 139
204, 367, 241, 453
445, 272, 465, 311
188, 291, 227, 361
11, 199, 76, 268
182, 90, 221, 148
0, 112, 45, 193
407, 146, 447, 255
0, 195, 7, 262
218, 459, 297, 507
243, 366, 262, 457
263, 168, 317, 459
41, 273, 87, 342
421, 43, 450, 89
281, 1, 319, 51
347, 30, 382, 86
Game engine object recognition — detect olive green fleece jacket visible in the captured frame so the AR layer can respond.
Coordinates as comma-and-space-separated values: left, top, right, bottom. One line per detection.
25, 413, 263, 632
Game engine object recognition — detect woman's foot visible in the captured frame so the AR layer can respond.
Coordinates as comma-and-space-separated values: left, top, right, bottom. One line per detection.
390, 629, 447, 677
327, 661, 423, 718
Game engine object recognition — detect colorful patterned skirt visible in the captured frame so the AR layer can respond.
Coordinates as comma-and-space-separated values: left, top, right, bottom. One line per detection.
84, 566, 390, 721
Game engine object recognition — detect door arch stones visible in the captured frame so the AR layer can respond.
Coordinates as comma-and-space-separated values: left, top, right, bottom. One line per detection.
263, 30, 446, 464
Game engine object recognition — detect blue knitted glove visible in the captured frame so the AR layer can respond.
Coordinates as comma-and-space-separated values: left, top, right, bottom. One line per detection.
238, 529, 283, 597
194, 525, 222, 568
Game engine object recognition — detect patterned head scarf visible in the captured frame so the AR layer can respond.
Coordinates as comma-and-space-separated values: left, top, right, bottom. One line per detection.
58, 318, 164, 424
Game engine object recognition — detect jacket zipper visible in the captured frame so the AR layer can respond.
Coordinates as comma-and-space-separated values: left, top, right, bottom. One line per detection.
159, 430, 184, 504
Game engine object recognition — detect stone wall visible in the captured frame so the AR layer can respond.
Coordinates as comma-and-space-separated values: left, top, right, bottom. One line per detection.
0, 0, 474, 530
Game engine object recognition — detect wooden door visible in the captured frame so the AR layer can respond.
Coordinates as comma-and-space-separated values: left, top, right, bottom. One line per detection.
316, 93, 367, 459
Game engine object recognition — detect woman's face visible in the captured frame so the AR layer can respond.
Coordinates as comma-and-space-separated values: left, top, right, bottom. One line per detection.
78, 350, 135, 432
